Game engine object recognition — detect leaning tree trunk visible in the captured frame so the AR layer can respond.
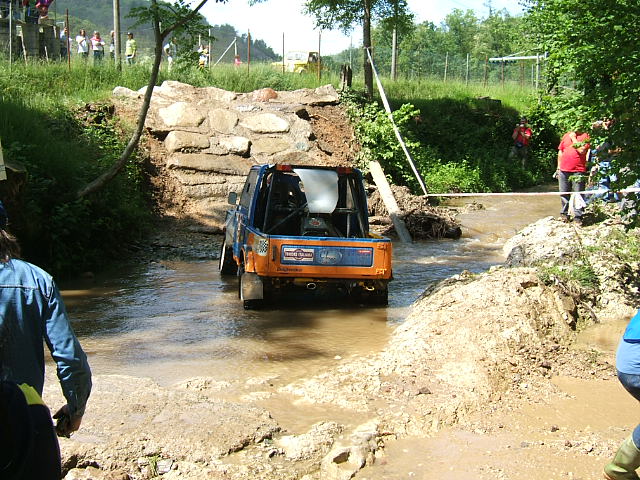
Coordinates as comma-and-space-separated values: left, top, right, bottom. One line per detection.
77, 0, 211, 198
363, 0, 373, 100
77, 20, 164, 198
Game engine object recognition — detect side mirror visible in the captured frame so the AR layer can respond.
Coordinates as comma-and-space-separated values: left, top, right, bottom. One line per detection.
227, 192, 238, 205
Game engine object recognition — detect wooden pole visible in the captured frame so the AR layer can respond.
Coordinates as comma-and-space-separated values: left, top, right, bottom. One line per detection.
317, 30, 321, 82
113, 0, 121, 69
369, 161, 412, 243
247, 29, 250, 74
281, 32, 284, 74
484, 55, 488, 88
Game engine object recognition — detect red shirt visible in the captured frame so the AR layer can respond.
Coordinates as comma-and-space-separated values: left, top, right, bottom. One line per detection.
558, 132, 590, 172
513, 127, 532, 146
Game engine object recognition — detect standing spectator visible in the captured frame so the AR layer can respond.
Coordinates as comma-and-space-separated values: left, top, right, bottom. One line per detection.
163, 37, 177, 71
34, 0, 51, 19
0, 200, 92, 478
556, 128, 591, 225
109, 30, 115, 60
90, 31, 105, 64
604, 309, 640, 480
509, 117, 533, 168
198, 45, 209, 69
75, 28, 88, 60
234, 54, 242, 66
125, 31, 137, 65
59, 26, 68, 61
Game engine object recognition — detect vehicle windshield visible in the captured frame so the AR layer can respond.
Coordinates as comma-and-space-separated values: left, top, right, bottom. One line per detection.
293, 168, 338, 214
285, 52, 307, 61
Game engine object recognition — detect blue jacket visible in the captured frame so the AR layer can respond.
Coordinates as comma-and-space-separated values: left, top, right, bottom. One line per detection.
0, 259, 92, 416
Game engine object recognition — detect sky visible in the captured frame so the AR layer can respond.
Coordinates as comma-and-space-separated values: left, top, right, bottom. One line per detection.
200, 0, 526, 55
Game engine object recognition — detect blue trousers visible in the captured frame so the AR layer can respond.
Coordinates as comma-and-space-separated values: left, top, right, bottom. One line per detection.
618, 371, 640, 447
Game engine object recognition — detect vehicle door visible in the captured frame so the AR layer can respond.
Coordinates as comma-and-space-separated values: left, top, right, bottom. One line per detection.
233, 168, 260, 258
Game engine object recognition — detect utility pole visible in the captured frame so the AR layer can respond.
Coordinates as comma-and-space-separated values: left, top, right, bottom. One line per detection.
113, 0, 121, 69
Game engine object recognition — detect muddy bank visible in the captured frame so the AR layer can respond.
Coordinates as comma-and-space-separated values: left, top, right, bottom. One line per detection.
50, 214, 639, 480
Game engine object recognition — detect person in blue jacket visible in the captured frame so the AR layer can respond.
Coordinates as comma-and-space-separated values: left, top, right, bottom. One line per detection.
605, 309, 640, 479
0, 200, 92, 479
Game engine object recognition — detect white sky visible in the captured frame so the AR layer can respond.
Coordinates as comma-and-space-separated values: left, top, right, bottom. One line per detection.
200, 0, 525, 55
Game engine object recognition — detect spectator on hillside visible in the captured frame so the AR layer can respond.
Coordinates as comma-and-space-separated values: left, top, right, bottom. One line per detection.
509, 117, 533, 168
76, 29, 89, 60
34, 0, 52, 19
125, 31, 137, 65
198, 45, 209, 69
556, 127, 591, 225
109, 30, 115, 60
90, 31, 105, 64
59, 26, 69, 60
164, 37, 177, 71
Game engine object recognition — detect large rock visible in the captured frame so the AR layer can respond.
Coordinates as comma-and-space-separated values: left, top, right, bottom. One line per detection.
276, 422, 342, 461
240, 113, 290, 133
201, 86, 238, 103
250, 137, 291, 155
164, 131, 210, 153
208, 108, 239, 134
167, 153, 251, 175
159, 102, 206, 128
217, 136, 251, 155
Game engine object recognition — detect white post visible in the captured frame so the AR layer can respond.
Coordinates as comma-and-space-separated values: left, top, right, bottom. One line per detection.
391, 27, 397, 80
465, 53, 470, 85
444, 52, 448, 82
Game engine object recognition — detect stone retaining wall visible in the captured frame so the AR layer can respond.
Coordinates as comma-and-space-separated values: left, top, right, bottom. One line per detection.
114, 81, 343, 230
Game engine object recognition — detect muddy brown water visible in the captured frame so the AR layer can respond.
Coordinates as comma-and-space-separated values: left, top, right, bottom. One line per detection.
60, 192, 560, 391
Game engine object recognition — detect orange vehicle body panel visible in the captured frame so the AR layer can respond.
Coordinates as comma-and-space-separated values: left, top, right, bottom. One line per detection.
244, 231, 392, 280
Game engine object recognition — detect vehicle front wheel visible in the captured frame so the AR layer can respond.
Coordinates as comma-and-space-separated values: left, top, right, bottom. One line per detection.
219, 239, 237, 275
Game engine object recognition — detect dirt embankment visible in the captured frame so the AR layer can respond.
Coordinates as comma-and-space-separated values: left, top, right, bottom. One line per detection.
53, 214, 639, 480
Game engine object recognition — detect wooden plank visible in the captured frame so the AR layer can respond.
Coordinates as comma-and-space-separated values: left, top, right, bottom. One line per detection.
369, 160, 412, 243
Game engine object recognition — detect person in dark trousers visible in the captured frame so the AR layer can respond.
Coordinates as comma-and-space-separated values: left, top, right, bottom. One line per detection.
0, 200, 92, 479
556, 129, 591, 225
605, 309, 640, 479
509, 117, 533, 168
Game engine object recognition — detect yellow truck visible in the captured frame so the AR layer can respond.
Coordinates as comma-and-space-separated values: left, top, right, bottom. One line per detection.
272, 51, 320, 74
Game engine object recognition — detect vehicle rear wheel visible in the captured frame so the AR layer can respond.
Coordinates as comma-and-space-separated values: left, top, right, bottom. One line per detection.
219, 239, 237, 275
355, 286, 388, 306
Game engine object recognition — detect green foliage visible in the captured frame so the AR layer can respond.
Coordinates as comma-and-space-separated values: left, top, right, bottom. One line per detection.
0, 61, 150, 277
342, 77, 557, 195
527, 0, 640, 225
539, 261, 599, 290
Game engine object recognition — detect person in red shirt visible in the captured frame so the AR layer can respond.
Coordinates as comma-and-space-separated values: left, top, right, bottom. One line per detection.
556, 129, 590, 225
509, 117, 533, 168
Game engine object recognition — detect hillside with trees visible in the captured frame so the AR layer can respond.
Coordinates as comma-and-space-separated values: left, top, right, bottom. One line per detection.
52, 0, 278, 62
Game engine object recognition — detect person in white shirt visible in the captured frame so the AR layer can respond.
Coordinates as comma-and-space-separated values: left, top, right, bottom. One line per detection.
75, 29, 88, 59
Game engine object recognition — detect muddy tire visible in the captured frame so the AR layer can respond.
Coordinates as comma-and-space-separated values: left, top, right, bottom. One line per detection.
238, 266, 263, 310
219, 240, 237, 276
356, 286, 388, 306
